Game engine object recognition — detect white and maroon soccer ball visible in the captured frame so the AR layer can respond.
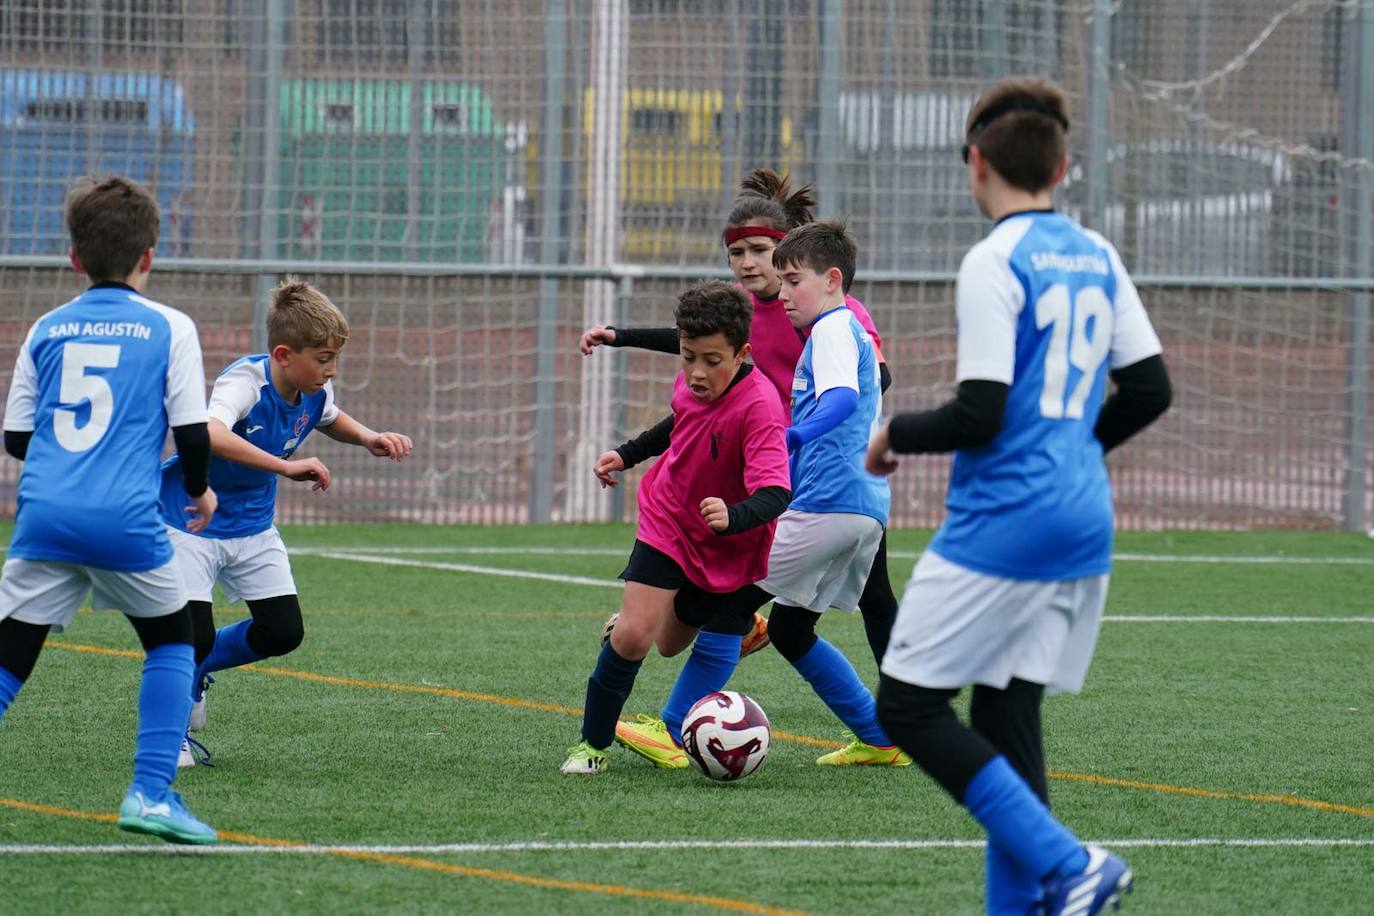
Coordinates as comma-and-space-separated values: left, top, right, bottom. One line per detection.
679, 690, 770, 781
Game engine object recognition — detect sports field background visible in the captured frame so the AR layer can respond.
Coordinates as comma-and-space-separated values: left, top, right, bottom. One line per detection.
1, 522, 1370, 914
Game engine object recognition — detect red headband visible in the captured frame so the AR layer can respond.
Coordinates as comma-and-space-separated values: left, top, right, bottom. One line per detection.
722, 226, 788, 245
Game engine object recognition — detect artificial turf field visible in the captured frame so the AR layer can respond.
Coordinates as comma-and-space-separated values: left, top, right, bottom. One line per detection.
0, 523, 1371, 914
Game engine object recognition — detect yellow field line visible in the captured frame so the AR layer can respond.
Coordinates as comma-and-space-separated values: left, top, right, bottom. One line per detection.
0, 797, 807, 915
45, 640, 1373, 820
1048, 771, 1374, 819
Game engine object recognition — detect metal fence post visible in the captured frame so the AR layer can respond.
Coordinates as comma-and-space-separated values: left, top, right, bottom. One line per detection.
1085, 0, 1112, 233
244, 0, 286, 353
531, 0, 567, 524
1342, 0, 1373, 530
816, 0, 841, 217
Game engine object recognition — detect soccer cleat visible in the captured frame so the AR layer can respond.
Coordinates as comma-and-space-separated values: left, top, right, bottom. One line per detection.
614, 715, 689, 769
117, 789, 217, 845
560, 741, 608, 775
1042, 845, 1134, 916
814, 731, 912, 766
600, 612, 619, 647
739, 612, 771, 658
177, 734, 213, 769
177, 737, 195, 769
189, 674, 213, 732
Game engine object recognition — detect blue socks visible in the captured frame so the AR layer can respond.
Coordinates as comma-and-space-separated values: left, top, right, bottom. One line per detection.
660, 631, 742, 745
195, 618, 262, 688
964, 756, 1088, 883
132, 644, 195, 801
0, 665, 22, 724
582, 642, 642, 749
986, 841, 1044, 915
791, 637, 893, 747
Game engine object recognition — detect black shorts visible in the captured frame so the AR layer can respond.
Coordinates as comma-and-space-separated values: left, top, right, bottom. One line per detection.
620, 540, 762, 633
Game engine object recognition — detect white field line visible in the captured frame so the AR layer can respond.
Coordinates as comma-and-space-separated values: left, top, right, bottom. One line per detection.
2, 838, 1373, 855
289, 545, 1374, 566
292, 550, 1374, 622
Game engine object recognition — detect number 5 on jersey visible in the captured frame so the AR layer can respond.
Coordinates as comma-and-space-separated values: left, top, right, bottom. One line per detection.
55, 342, 121, 452
1035, 284, 1112, 420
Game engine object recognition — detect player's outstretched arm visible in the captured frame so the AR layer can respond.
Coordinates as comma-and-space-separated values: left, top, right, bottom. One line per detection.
317, 410, 413, 461
578, 325, 679, 356
596, 413, 674, 487
209, 418, 331, 490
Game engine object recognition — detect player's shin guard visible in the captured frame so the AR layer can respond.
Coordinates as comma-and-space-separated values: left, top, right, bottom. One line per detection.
195, 618, 262, 685
582, 643, 642, 750
660, 631, 741, 742
0, 666, 22, 723
791, 637, 893, 747
132, 644, 195, 798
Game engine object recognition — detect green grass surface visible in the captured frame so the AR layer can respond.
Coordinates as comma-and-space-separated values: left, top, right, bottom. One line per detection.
1, 524, 1372, 913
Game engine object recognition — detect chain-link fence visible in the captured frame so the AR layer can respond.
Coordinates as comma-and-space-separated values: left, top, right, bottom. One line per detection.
1, 0, 1372, 529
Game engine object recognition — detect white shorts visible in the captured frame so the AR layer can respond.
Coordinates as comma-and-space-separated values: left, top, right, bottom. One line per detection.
0, 557, 186, 633
881, 551, 1109, 696
758, 510, 884, 614
167, 526, 297, 604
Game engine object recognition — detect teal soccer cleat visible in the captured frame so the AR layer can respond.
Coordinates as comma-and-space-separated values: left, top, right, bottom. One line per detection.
117, 789, 217, 845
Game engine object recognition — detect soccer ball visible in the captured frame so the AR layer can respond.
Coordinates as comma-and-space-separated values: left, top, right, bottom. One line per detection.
680, 691, 770, 781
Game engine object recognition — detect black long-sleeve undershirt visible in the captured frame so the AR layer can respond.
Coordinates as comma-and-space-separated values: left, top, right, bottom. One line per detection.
888, 380, 1009, 454
1093, 354, 1172, 453
887, 355, 1171, 456
605, 326, 679, 354
4, 430, 32, 461
171, 422, 211, 497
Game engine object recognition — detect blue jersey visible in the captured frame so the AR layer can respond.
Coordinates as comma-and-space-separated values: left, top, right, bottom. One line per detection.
159, 354, 337, 539
3, 285, 207, 571
788, 307, 890, 525
930, 212, 1162, 580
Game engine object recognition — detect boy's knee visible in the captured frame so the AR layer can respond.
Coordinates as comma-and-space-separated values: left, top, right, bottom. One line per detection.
766, 604, 820, 663
246, 595, 305, 658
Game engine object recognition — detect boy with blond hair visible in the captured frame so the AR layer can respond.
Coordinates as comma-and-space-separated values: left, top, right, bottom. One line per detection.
159, 279, 412, 765
868, 77, 1171, 915
1, 175, 218, 843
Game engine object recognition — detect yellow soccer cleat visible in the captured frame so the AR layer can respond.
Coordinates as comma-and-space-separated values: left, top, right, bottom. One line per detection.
815, 732, 912, 766
739, 612, 771, 658
614, 715, 689, 769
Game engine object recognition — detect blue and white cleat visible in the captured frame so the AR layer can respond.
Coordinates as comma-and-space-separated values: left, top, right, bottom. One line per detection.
117, 788, 217, 845
177, 733, 214, 769
189, 673, 214, 732
1042, 845, 1133, 916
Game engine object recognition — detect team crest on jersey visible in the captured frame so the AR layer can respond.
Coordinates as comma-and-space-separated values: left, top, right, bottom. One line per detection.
710, 431, 723, 461
294, 411, 311, 437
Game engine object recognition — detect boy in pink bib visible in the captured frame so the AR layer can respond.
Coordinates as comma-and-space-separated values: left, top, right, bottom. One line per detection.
561, 281, 790, 775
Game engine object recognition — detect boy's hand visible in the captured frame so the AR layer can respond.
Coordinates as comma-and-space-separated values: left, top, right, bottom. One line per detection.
185, 486, 219, 534
699, 497, 729, 532
594, 450, 625, 488
367, 431, 413, 461
579, 325, 617, 355
283, 457, 331, 491
865, 421, 900, 477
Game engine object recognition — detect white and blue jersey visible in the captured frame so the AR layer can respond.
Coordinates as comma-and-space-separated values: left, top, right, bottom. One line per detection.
930, 211, 1162, 580
2, 285, 207, 571
788, 307, 890, 525
159, 354, 337, 539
